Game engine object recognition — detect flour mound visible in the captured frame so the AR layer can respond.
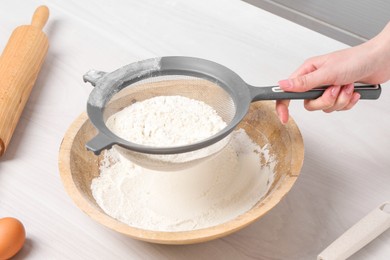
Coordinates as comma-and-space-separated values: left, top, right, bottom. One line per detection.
91, 129, 275, 232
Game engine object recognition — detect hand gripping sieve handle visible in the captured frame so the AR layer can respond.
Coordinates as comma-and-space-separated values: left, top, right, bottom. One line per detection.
249, 84, 381, 101
0, 6, 49, 157
317, 202, 390, 260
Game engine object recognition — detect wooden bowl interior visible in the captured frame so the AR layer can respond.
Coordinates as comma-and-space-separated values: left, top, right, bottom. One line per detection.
59, 101, 303, 244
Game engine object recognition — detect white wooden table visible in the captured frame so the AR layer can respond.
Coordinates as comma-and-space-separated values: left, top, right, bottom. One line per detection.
0, 1, 389, 259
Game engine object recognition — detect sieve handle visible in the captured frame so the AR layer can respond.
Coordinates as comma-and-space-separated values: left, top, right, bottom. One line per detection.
83, 70, 107, 86
85, 133, 115, 155
249, 84, 381, 101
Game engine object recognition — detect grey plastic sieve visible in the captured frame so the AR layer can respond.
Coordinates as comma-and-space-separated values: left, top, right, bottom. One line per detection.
84, 56, 381, 156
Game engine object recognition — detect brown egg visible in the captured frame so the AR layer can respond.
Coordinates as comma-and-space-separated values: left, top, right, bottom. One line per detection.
0, 217, 25, 260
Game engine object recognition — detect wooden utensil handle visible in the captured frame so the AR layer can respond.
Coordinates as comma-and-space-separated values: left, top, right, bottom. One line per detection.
31, 6, 49, 30
0, 6, 49, 157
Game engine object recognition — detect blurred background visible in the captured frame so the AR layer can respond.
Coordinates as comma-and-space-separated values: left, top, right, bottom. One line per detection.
244, 0, 390, 46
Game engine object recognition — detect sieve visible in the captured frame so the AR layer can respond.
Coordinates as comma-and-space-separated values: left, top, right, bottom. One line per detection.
83, 56, 381, 170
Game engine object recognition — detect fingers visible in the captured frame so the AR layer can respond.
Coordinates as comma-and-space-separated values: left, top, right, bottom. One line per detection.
304, 85, 341, 111
276, 84, 360, 124
290, 61, 318, 78
279, 68, 330, 92
340, 92, 361, 111
276, 100, 290, 124
322, 84, 356, 112
304, 84, 360, 112
276, 57, 327, 124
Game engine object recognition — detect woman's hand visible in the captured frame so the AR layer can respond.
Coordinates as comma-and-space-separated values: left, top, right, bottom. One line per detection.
276, 22, 390, 124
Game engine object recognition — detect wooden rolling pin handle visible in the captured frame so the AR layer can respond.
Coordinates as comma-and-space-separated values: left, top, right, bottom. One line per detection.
31, 5, 49, 30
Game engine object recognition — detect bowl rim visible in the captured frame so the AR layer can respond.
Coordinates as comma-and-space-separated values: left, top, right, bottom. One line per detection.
58, 101, 304, 245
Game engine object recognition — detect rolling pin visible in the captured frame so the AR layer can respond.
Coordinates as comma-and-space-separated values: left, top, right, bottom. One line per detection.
0, 6, 49, 157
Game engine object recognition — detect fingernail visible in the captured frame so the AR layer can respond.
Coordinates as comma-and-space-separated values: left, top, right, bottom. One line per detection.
331, 86, 341, 97
276, 108, 285, 124
352, 93, 361, 104
345, 84, 354, 95
278, 79, 293, 90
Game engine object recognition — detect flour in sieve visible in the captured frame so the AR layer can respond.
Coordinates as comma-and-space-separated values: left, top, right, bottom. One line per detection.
106, 95, 227, 147
91, 128, 276, 232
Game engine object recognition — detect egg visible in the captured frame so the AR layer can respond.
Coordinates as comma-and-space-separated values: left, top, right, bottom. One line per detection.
0, 217, 25, 260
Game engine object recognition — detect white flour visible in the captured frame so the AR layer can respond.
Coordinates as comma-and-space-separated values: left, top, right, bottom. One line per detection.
91, 95, 276, 231
91, 129, 275, 231
106, 95, 227, 146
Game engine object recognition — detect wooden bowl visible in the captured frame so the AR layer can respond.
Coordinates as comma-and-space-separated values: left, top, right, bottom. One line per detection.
58, 101, 304, 244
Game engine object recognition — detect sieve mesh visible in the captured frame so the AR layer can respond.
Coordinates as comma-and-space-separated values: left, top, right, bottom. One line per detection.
104, 75, 236, 125
102, 75, 237, 170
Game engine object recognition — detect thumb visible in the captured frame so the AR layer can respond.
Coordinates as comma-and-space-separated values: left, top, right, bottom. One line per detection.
279, 69, 329, 92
